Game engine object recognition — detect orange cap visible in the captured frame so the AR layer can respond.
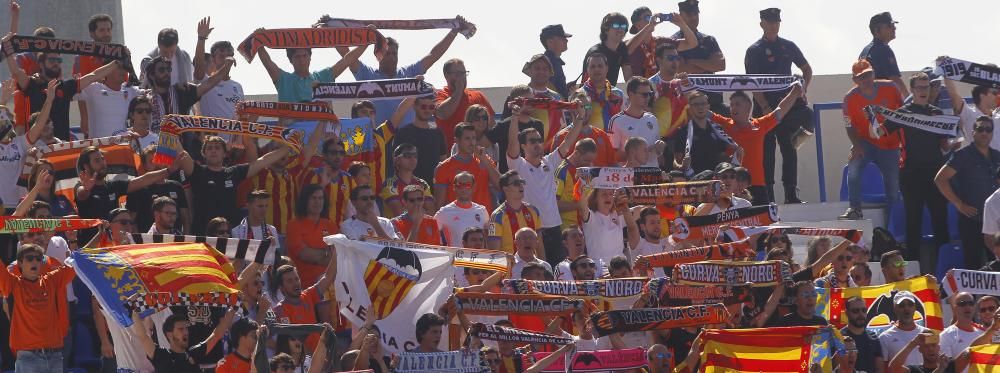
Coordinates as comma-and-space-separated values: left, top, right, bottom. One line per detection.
852, 60, 874, 78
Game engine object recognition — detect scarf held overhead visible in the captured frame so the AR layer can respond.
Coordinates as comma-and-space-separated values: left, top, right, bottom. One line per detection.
237, 27, 382, 63
312, 78, 435, 100
18, 134, 135, 187
395, 350, 488, 373
725, 226, 862, 243
469, 322, 574, 345
503, 277, 647, 299
322, 17, 477, 38
0, 217, 103, 234
672, 204, 779, 241
578, 167, 663, 189
944, 269, 1000, 297
513, 97, 579, 111
675, 260, 791, 287
234, 100, 340, 122
589, 304, 730, 337
936, 56, 1000, 88
624, 180, 722, 206
681, 74, 800, 93
634, 240, 754, 272
0, 35, 139, 85
527, 348, 649, 373
154, 115, 304, 165
873, 105, 960, 136
643, 278, 753, 307
455, 293, 583, 316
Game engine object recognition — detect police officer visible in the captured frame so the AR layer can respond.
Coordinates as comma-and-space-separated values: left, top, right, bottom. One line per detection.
744, 7, 814, 204
673, 0, 728, 116
860, 12, 908, 98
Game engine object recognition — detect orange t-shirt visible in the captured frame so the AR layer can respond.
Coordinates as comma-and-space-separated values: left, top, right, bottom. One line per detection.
550, 126, 617, 167
843, 81, 903, 150
216, 351, 252, 373
435, 87, 495, 150
434, 154, 495, 211
0, 263, 76, 351
275, 285, 325, 352
391, 214, 443, 245
286, 217, 337, 287
712, 112, 779, 186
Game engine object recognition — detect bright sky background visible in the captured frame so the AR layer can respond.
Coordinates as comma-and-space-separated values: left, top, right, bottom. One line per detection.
122, 0, 1000, 95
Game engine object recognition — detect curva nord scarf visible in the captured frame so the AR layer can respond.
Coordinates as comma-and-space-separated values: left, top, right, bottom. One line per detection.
469, 322, 574, 345
513, 97, 579, 111
321, 17, 477, 39
237, 27, 382, 63
234, 100, 340, 122
0, 217, 103, 233
503, 277, 647, 299
577, 166, 663, 189
943, 269, 1000, 297
312, 78, 435, 100
0, 35, 139, 85
153, 115, 304, 165
644, 278, 754, 307
590, 304, 729, 337
724, 226, 862, 244
872, 105, 960, 136
671, 204, 779, 242
936, 56, 1000, 88
633, 240, 754, 272
680, 74, 800, 93
624, 180, 722, 206
455, 293, 584, 316
674, 260, 791, 287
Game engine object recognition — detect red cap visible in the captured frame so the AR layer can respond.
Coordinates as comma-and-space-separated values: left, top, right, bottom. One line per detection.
852, 60, 873, 78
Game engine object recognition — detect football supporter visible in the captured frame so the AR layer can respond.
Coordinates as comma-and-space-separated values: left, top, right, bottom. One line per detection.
489, 171, 541, 253
434, 172, 489, 247
392, 184, 444, 245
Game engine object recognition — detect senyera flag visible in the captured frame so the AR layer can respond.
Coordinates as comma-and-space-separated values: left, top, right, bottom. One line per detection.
19, 135, 139, 208
695, 326, 844, 373
815, 274, 944, 333
968, 344, 1000, 373
66, 243, 239, 327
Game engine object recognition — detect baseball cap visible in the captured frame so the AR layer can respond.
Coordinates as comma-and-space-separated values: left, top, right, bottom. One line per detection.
540, 24, 572, 40
760, 8, 781, 22
630, 7, 652, 34
893, 290, 917, 305
522, 54, 553, 76
852, 60, 874, 78
678, 0, 699, 14
157, 28, 179, 47
714, 162, 736, 175
869, 12, 898, 30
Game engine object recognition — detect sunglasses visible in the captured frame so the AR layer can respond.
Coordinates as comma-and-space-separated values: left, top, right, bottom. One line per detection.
578, 262, 596, 268
610, 23, 629, 31
526, 138, 544, 144
975, 126, 994, 133
889, 260, 906, 268
113, 219, 134, 225
582, 103, 593, 111
22, 254, 43, 262
957, 299, 975, 307
418, 104, 436, 110
355, 195, 374, 201
156, 67, 172, 73
448, 70, 471, 76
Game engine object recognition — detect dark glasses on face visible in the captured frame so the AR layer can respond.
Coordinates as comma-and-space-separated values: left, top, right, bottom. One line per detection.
503, 180, 527, 187
957, 299, 975, 307
326, 150, 347, 156
578, 262, 596, 268
418, 104, 435, 110
848, 307, 866, 314
975, 126, 994, 133
455, 182, 474, 189
355, 195, 374, 201
156, 67, 172, 73
610, 23, 628, 30
47, 57, 63, 63
664, 55, 681, 61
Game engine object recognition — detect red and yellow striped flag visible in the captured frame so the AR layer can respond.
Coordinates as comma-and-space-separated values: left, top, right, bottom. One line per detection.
817, 275, 944, 332
968, 344, 1000, 373
697, 326, 824, 373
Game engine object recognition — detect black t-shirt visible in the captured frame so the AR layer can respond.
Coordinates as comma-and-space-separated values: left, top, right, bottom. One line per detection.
885, 103, 949, 168
768, 312, 828, 327
190, 164, 250, 235
743, 268, 814, 327
127, 180, 189, 233
981, 260, 1000, 272
583, 42, 630, 86
906, 363, 955, 373
744, 36, 808, 108
487, 117, 544, 173
151, 343, 208, 373
671, 121, 731, 175
22, 76, 80, 141
156, 83, 201, 116
393, 124, 447, 184
168, 305, 225, 366
75, 177, 130, 243
666, 328, 698, 368
841, 327, 883, 373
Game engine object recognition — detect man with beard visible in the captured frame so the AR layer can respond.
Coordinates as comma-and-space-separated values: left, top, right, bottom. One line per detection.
649, 42, 688, 160
142, 53, 233, 135
3, 35, 124, 140
523, 53, 564, 145
840, 296, 885, 373
74, 13, 116, 137
940, 292, 984, 359
393, 96, 448, 184
631, 207, 675, 278
148, 196, 180, 235
887, 331, 958, 373
578, 53, 626, 132
569, 256, 597, 281
878, 291, 930, 366
436, 58, 495, 150
74, 145, 184, 243
132, 308, 236, 373
274, 250, 337, 352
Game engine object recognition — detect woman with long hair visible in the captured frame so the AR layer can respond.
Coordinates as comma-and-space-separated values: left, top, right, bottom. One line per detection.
459, 104, 498, 162
578, 186, 638, 275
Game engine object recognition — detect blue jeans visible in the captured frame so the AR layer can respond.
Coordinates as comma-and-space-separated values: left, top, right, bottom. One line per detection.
847, 141, 900, 209
15, 349, 63, 373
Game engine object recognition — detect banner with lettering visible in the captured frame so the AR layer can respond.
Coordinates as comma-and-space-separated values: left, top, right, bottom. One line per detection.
321, 17, 477, 39
674, 260, 791, 287
455, 293, 584, 316
624, 180, 722, 206
513, 97, 579, 111
724, 225, 862, 244
944, 269, 1000, 297
643, 278, 753, 307
503, 277, 647, 299
633, 240, 754, 273
680, 74, 800, 93
935, 56, 1000, 88
577, 167, 663, 189
526, 348, 650, 373
395, 350, 488, 373
327, 235, 453, 354
0, 35, 139, 85
874, 105, 960, 136
237, 27, 382, 63
234, 101, 340, 122
469, 323, 574, 345
672, 204, 779, 241
0, 217, 103, 234
154, 115, 304, 165
312, 78, 435, 100
589, 304, 729, 336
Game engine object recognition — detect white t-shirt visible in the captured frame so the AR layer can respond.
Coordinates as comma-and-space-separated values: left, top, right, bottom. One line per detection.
0, 135, 30, 208
198, 79, 244, 119
583, 210, 626, 270
340, 216, 401, 241
700, 196, 753, 215
511, 255, 552, 279
434, 201, 488, 247
507, 151, 563, 228
940, 324, 985, 358
79, 82, 140, 138
878, 325, 929, 367
631, 237, 674, 278
609, 111, 660, 167
958, 104, 1000, 149
104, 309, 155, 373
982, 189, 1000, 236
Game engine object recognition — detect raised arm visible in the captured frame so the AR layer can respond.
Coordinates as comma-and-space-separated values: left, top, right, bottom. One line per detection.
770, 83, 803, 122
578, 186, 593, 224
313, 246, 337, 294
939, 57, 967, 114
26, 79, 57, 143
4, 34, 31, 89
13, 168, 49, 217
752, 280, 785, 327
195, 57, 235, 98
247, 146, 291, 178
79, 59, 124, 89
332, 44, 369, 80
622, 190, 641, 250
254, 30, 282, 84
302, 118, 328, 164
506, 106, 522, 159
887, 333, 927, 373
8, 1, 19, 34
126, 152, 185, 193
130, 310, 157, 360
557, 111, 585, 158
673, 14, 698, 51
524, 343, 576, 373
626, 18, 659, 55
192, 17, 213, 81
808, 239, 851, 278
420, 25, 463, 72
200, 308, 236, 352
